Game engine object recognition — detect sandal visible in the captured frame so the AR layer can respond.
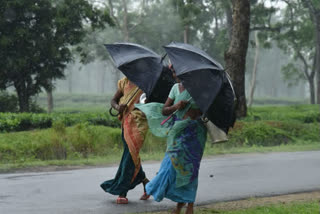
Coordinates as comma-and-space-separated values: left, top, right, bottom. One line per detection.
116, 196, 128, 204
140, 192, 150, 200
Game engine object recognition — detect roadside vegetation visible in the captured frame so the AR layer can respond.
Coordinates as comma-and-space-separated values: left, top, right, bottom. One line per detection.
0, 96, 319, 172
140, 201, 319, 214
139, 191, 320, 214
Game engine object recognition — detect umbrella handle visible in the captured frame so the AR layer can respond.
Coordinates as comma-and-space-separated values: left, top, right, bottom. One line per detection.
160, 114, 173, 125
108, 88, 140, 118
109, 107, 120, 117
160, 97, 192, 125
201, 116, 209, 123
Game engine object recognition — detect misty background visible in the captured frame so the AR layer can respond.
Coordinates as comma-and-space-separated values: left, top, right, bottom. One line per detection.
53, 45, 306, 98
53, 0, 308, 106
3, 0, 312, 112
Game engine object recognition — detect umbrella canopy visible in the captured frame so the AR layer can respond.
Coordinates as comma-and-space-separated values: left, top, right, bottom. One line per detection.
105, 42, 163, 98
164, 42, 235, 133
148, 65, 175, 103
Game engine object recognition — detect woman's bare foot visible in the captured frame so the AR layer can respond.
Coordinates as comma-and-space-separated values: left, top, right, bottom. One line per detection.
171, 202, 185, 214
139, 192, 150, 200
185, 203, 193, 214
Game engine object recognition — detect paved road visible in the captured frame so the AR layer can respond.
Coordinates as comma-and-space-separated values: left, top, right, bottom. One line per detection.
1, 151, 320, 214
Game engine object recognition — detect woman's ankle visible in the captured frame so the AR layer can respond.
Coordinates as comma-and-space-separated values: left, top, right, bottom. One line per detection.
171, 203, 185, 214
142, 177, 149, 185
185, 203, 193, 214
119, 193, 127, 198
142, 178, 150, 192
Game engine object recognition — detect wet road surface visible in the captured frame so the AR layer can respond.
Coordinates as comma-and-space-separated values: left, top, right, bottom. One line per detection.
1, 151, 320, 214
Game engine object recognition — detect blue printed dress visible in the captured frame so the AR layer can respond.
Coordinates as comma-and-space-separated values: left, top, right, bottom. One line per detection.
136, 83, 207, 203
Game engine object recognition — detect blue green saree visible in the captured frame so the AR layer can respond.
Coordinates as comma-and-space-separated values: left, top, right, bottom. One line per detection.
136, 84, 207, 203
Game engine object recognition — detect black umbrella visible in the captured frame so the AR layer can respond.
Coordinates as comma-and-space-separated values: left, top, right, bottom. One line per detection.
105, 42, 163, 98
147, 65, 175, 103
164, 42, 235, 133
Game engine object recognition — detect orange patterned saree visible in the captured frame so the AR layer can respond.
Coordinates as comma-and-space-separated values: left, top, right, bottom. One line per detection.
118, 77, 148, 181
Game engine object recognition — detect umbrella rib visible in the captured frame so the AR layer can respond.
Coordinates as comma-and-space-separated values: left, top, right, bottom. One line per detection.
165, 46, 224, 70
117, 56, 160, 67
113, 43, 160, 57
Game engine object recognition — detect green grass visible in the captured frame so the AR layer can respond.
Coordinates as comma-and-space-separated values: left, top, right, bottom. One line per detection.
35, 93, 112, 113
252, 96, 309, 105
0, 123, 318, 172
204, 141, 320, 155
0, 104, 319, 172
245, 105, 319, 122
139, 201, 319, 214
198, 201, 319, 214
2, 143, 319, 172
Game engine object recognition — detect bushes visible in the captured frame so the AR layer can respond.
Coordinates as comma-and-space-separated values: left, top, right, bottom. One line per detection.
228, 120, 320, 147
246, 105, 320, 123
0, 120, 319, 165
0, 124, 123, 163
0, 124, 168, 164
0, 104, 319, 165
0, 112, 120, 132
0, 91, 45, 113
69, 123, 97, 158
228, 122, 291, 146
0, 91, 18, 112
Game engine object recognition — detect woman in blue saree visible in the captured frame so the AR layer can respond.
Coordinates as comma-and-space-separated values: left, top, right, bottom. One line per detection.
136, 66, 207, 214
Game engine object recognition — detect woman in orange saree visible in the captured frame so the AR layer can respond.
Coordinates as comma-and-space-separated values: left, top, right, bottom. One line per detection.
100, 77, 149, 204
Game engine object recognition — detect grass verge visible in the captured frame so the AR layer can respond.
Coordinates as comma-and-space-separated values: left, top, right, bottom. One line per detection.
0, 104, 319, 173
138, 191, 320, 214
1, 141, 319, 173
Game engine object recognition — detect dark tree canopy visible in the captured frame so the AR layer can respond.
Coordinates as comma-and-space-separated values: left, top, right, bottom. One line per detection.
0, 0, 113, 112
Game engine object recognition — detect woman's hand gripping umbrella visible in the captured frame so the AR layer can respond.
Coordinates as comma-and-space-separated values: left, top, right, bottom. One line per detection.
160, 97, 192, 125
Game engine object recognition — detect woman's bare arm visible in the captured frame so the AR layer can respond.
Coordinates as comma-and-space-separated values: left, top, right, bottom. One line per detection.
111, 89, 126, 114
162, 98, 189, 116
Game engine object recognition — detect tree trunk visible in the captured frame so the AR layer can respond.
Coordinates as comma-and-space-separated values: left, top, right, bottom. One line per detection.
46, 89, 53, 113
101, 69, 105, 93
111, 62, 120, 91
184, 25, 189, 43
122, 0, 129, 42
317, 58, 320, 104
15, 84, 30, 112
68, 69, 72, 93
87, 69, 91, 92
213, 2, 219, 34
248, 31, 260, 107
224, 0, 250, 118
308, 76, 316, 104
316, 21, 320, 104
303, 0, 320, 103
225, 2, 233, 40
298, 50, 316, 104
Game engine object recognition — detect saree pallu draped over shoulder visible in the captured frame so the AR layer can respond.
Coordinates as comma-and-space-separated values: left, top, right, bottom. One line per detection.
118, 77, 148, 182
136, 88, 207, 189
100, 77, 148, 196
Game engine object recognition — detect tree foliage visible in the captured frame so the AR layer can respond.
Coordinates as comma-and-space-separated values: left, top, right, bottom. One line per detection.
0, 0, 113, 112
274, 0, 316, 103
